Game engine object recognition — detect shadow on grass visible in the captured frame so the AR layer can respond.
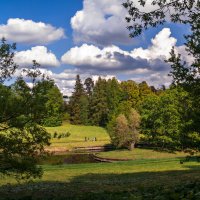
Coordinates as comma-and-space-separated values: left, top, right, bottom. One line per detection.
1, 165, 200, 200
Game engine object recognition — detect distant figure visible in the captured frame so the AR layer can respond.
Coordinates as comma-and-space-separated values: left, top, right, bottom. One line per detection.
85, 137, 87, 142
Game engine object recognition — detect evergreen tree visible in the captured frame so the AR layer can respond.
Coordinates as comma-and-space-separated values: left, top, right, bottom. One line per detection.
84, 77, 94, 124
69, 75, 87, 124
84, 77, 94, 97
79, 95, 89, 125
106, 78, 121, 120
90, 77, 108, 126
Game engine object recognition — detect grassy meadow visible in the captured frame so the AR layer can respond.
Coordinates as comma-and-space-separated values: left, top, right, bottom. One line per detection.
1, 159, 200, 199
1, 123, 200, 199
97, 148, 191, 160
46, 123, 110, 151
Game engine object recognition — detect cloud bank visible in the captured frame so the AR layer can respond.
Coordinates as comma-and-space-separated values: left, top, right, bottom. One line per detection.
62, 28, 186, 74
0, 18, 65, 45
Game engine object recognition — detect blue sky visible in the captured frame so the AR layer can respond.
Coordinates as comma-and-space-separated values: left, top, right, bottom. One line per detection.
1, 0, 190, 95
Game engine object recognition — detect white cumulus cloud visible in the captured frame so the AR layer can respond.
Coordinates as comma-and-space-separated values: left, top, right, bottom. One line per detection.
62, 28, 186, 73
14, 46, 60, 67
131, 28, 177, 60
62, 28, 191, 73
61, 44, 131, 70
70, 0, 163, 46
61, 28, 191, 88
0, 18, 65, 44
71, 0, 133, 45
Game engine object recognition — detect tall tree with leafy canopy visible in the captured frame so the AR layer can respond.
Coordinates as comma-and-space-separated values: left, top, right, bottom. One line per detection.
90, 77, 108, 126
109, 114, 129, 148
106, 78, 122, 120
108, 109, 141, 150
140, 87, 195, 150
41, 83, 64, 127
0, 39, 54, 179
84, 77, 94, 97
69, 75, 88, 125
138, 81, 153, 103
79, 95, 89, 125
120, 80, 139, 108
128, 109, 141, 150
84, 77, 94, 124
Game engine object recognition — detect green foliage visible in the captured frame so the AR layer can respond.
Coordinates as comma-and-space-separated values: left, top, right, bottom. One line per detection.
90, 77, 108, 126
120, 80, 139, 108
123, 0, 200, 151
106, 78, 121, 120
0, 38, 17, 83
79, 95, 89, 125
53, 132, 71, 139
0, 39, 59, 179
62, 112, 70, 122
84, 77, 94, 97
123, 0, 197, 38
42, 116, 62, 127
0, 124, 50, 180
68, 73, 200, 152
108, 109, 141, 149
140, 87, 199, 150
69, 76, 157, 129
69, 75, 89, 125
42, 84, 63, 127
138, 81, 153, 103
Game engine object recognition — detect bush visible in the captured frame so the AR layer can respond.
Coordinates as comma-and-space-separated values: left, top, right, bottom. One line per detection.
53, 131, 58, 138
54, 132, 71, 139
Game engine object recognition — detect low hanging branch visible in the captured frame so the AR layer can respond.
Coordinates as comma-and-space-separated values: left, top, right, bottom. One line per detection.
123, 0, 197, 37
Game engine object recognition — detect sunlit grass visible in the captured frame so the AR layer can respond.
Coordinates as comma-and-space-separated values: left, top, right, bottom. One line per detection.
1, 158, 200, 186
46, 123, 110, 150
97, 148, 194, 160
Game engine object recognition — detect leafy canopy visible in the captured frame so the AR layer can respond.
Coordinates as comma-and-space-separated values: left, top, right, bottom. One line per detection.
0, 39, 61, 179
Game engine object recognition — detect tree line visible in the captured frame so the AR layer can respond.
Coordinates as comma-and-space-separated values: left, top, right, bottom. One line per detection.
67, 75, 200, 151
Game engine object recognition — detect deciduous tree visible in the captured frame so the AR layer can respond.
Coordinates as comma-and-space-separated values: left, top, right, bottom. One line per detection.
0, 39, 54, 179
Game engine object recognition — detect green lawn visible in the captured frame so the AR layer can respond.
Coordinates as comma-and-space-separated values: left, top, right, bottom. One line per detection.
46, 123, 110, 151
1, 159, 200, 199
97, 148, 192, 160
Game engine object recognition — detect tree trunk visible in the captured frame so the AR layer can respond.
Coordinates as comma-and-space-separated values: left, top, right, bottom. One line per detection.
129, 142, 135, 150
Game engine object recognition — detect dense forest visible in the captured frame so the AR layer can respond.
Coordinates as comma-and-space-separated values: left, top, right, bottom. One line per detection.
67, 74, 200, 151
